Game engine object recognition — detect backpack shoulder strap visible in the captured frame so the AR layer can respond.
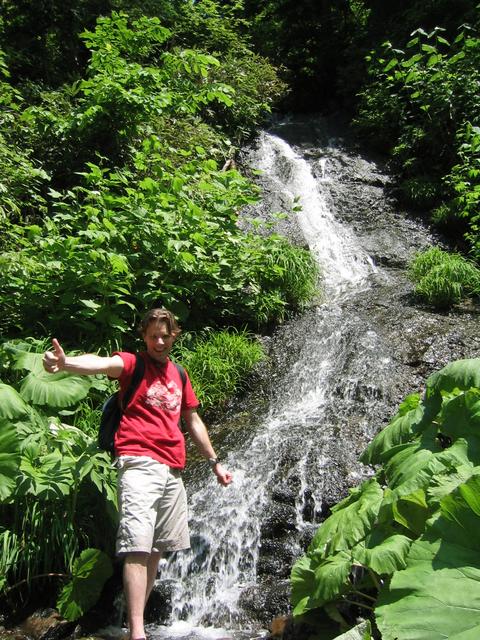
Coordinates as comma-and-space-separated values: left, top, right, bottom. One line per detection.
121, 353, 145, 409
173, 362, 186, 388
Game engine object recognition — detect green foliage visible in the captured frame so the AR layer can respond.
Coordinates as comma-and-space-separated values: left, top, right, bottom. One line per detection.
355, 21, 480, 259
173, 329, 265, 411
0, 49, 51, 225
0, 9, 312, 347
0, 340, 117, 619
205, 49, 288, 141
56, 548, 113, 621
408, 246, 480, 307
0, 421, 21, 502
291, 358, 480, 639
446, 123, 480, 260
0, 149, 317, 344
1, 0, 111, 85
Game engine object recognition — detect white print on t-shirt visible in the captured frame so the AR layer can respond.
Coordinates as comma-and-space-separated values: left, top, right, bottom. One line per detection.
145, 380, 181, 412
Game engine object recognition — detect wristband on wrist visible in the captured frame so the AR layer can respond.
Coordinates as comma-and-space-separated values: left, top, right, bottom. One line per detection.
208, 457, 219, 469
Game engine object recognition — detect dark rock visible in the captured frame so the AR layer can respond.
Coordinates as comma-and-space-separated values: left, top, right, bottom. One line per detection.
238, 580, 291, 627
16, 610, 76, 640
260, 503, 298, 539
145, 579, 177, 625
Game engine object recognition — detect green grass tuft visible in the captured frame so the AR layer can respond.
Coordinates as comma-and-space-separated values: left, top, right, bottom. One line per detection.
173, 328, 265, 412
408, 246, 480, 307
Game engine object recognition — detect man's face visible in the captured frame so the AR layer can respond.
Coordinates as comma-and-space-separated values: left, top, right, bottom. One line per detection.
143, 321, 176, 364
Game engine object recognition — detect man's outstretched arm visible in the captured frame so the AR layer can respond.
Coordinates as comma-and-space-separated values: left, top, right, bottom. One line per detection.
43, 338, 124, 378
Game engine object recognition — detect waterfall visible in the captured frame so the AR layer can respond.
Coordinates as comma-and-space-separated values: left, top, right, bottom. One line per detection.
148, 125, 412, 639
251, 133, 376, 298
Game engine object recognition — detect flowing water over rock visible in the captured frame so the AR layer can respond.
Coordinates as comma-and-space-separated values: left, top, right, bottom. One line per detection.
146, 115, 480, 640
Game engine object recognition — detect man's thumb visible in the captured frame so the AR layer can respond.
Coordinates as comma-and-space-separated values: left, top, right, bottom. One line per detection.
52, 338, 63, 355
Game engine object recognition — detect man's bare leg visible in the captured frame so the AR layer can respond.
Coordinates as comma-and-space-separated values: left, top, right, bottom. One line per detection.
146, 551, 162, 603
123, 551, 162, 639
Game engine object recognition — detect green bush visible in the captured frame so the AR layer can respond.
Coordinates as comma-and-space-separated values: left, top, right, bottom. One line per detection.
355, 23, 480, 259
408, 246, 480, 307
291, 358, 480, 639
0, 339, 116, 618
445, 122, 480, 261
0, 11, 316, 347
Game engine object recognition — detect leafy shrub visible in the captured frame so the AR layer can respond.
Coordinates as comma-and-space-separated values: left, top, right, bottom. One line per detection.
445, 122, 480, 261
355, 23, 480, 258
399, 176, 442, 209
408, 246, 480, 307
0, 340, 116, 619
0, 11, 315, 347
291, 358, 480, 639
0, 147, 318, 344
0, 50, 50, 225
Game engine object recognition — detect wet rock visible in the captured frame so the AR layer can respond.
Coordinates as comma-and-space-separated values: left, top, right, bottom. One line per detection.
301, 489, 315, 522
257, 540, 298, 578
16, 610, 76, 640
145, 580, 177, 625
260, 503, 298, 539
238, 580, 291, 627
271, 486, 297, 507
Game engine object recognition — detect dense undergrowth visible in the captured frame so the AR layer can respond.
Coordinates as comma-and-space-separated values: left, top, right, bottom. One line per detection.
353, 15, 480, 307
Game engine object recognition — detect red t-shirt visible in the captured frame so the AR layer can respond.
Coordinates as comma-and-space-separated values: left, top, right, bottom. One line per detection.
113, 352, 199, 468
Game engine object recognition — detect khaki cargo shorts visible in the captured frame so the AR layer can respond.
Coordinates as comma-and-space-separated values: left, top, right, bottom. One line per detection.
116, 455, 190, 555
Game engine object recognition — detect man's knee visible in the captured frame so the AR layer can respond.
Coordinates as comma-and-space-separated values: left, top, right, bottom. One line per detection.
124, 551, 150, 567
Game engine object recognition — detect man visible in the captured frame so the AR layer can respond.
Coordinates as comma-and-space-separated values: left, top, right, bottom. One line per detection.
43, 308, 232, 640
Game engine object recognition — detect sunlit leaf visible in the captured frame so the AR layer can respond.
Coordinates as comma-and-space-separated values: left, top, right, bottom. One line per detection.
0, 419, 21, 501
0, 383, 30, 418
309, 478, 384, 557
20, 371, 91, 407
376, 477, 480, 639
56, 548, 113, 621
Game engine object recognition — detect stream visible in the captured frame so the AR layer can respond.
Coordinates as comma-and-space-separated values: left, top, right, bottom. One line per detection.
130, 115, 480, 640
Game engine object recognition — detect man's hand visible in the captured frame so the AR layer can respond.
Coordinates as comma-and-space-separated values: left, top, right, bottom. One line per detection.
43, 338, 66, 373
214, 463, 233, 486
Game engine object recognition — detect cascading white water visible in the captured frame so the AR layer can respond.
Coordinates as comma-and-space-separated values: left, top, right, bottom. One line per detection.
150, 129, 392, 640
253, 133, 376, 298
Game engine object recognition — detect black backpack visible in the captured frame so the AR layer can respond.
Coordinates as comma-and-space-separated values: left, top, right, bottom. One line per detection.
97, 355, 186, 454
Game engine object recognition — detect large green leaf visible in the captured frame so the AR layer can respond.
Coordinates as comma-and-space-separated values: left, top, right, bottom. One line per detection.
11, 350, 44, 374
383, 441, 444, 490
428, 464, 480, 502
426, 358, 480, 399
56, 548, 113, 621
0, 419, 21, 502
291, 554, 317, 617
19, 371, 91, 407
334, 620, 372, 639
353, 528, 412, 575
376, 476, 480, 639
360, 395, 424, 465
391, 489, 430, 535
311, 552, 352, 606
309, 479, 384, 558
291, 551, 352, 616
0, 383, 30, 418
440, 390, 480, 444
